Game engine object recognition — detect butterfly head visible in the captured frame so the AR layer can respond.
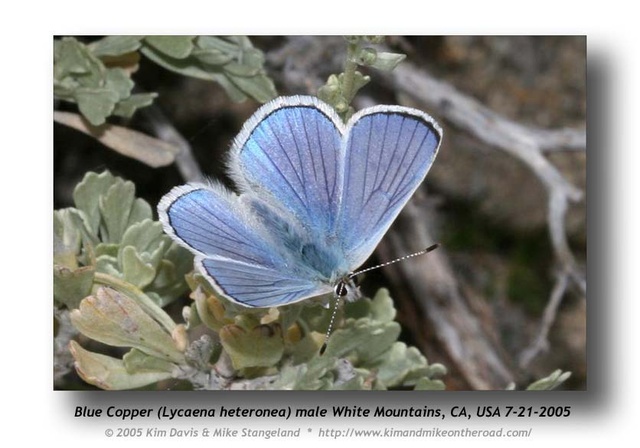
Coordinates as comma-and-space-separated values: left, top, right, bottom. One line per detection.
334, 275, 362, 302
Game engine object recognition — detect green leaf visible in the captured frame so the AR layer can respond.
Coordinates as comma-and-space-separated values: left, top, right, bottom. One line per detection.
93, 272, 178, 333
54, 77, 77, 100
220, 324, 284, 369
368, 51, 406, 71
53, 265, 95, 309
332, 375, 367, 390
370, 343, 424, 386
123, 348, 176, 374
141, 45, 245, 101
89, 36, 143, 57
192, 48, 233, 66
195, 36, 240, 54
73, 87, 120, 126
191, 286, 229, 331
358, 49, 406, 72
224, 61, 261, 77
70, 341, 173, 390
54, 37, 152, 125
414, 377, 446, 391
144, 36, 195, 59
54, 37, 102, 80
120, 219, 164, 254
140, 44, 214, 79
147, 258, 192, 307
271, 355, 336, 390
101, 197, 135, 244
322, 318, 401, 361
104, 68, 134, 100
209, 73, 248, 102
526, 369, 572, 390
287, 333, 322, 365
341, 71, 370, 102
239, 47, 265, 68
112, 92, 158, 118
54, 208, 85, 268
227, 72, 277, 103
99, 180, 136, 243
95, 254, 121, 277
94, 242, 119, 258
120, 246, 156, 289
368, 288, 396, 322
70, 287, 185, 364
140, 36, 277, 104
73, 171, 119, 235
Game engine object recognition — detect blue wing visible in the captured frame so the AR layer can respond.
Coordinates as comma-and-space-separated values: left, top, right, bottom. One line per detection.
228, 96, 344, 239
158, 183, 277, 266
197, 257, 332, 308
158, 183, 332, 307
336, 106, 442, 268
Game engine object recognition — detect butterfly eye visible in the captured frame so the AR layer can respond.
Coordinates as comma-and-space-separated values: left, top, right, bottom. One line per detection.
334, 282, 348, 297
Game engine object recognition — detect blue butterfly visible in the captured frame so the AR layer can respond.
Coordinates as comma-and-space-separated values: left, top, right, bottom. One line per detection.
158, 95, 442, 308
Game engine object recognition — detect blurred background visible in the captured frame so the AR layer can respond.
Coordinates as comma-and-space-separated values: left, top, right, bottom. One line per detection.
54, 36, 586, 390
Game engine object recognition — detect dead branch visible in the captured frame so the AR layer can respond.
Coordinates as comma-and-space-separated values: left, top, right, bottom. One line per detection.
390, 62, 584, 264
519, 268, 571, 368
139, 104, 205, 183
388, 62, 586, 367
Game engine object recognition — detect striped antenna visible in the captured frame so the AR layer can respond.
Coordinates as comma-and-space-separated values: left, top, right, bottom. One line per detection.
319, 243, 440, 355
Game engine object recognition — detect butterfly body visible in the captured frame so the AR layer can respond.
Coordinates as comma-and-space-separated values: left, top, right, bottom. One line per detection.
159, 96, 442, 308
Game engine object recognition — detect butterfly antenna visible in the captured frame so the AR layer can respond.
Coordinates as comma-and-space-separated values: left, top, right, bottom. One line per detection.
319, 290, 343, 355
320, 243, 440, 355
349, 243, 440, 279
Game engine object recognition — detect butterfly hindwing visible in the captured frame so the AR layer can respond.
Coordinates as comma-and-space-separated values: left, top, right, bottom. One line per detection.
197, 256, 331, 308
158, 183, 332, 307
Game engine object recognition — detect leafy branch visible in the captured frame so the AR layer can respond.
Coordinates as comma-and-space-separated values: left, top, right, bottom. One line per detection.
54, 36, 277, 126
317, 36, 405, 120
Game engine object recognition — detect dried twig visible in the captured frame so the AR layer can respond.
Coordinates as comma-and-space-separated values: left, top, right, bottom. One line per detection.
387, 62, 586, 366
390, 62, 584, 266
519, 268, 571, 368
54, 111, 179, 168
139, 105, 205, 183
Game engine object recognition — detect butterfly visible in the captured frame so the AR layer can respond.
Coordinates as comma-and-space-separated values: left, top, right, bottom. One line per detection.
158, 95, 442, 309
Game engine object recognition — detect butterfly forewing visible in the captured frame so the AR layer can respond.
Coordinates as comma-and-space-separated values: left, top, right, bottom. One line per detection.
229, 96, 345, 239
337, 107, 442, 268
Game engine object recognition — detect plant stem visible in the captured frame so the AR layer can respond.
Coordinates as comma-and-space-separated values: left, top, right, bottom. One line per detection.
341, 39, 361, 107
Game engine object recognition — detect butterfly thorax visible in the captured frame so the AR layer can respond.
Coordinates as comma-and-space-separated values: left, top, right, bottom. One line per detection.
250, 195, 350, 282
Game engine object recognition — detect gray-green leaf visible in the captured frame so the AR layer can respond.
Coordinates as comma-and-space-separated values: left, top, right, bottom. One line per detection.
89, 36, 143, 57
73, 87, 120, 126
70, 287, 185, 364
144, 36, 195, 59
70, 341, 173, 390
54, 265, 95, 309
